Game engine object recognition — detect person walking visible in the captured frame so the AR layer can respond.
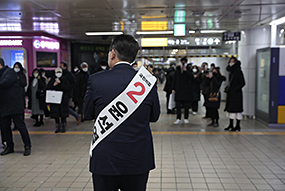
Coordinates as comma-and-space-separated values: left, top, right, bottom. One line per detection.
191, 65, 201, 115
163, 62, 176, 114
60, 62, 81, 125
172, 57, 193, 124
75, 62, 89, 122
84, 35, 160, 191
47, 68, 71, 133
27, 68, 46, 127
224, 58, 246, 131
0, 58, 31, 156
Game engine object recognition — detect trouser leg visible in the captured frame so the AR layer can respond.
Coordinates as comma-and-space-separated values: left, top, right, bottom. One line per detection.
120, 173, 149, 191
0, 116, 14, 148
184, 102, 190, 119
192, 101, 198, 112
176, 101, 182, 119
12, 113, 31, 148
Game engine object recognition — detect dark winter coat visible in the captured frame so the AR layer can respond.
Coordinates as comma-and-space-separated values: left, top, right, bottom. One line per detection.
47, 76, 71, 118
172, 66, 193, 102
74, 71, 89, 105
224, 61, 246, 113
204, 76, 221, 109
0, 66, 24, 117
27, 76, 46, 110
16, 71, 27, 99
192, 73, 201, 101
62, 69, 76, 98
199, 71, 210, 95
163, 67, 175, 94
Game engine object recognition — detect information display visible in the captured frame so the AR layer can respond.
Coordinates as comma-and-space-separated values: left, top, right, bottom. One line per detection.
223, 32, 241, 41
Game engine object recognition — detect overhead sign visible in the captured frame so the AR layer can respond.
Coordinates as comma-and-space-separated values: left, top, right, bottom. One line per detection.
174, 10, 186, 23
33, 40, 60, 50
168, 37, 222, 46
223, 32, 241, 41
141, 21, 168, 30
0, 40, 23, 46
174, 24, 186, 36
141, 38, 168, 47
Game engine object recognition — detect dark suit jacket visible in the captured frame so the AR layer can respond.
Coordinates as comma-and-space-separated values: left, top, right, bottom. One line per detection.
84, 63, 160, 175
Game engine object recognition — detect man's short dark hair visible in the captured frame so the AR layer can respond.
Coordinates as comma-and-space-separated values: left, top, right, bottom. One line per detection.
180, 57, 188, 63
109, 35, 140, 63
61, 62, 67, 68
0, 58, 4, 67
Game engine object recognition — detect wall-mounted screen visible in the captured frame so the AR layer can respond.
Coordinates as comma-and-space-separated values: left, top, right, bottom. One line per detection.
36, 51, 57, 67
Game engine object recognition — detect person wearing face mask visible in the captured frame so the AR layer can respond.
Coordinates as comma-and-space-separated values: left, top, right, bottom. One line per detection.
163, 62, 176, 114
198, 62, 210, 118
75, 62, 90, 122
26, 68, 46, 127
13, 62, 27, 108
47, 68, 71, 133
73, 66, 80, 74
94, 60, 109, 73
0, 58, 31, 156
172, 57, 193, 124
224, 57, 245, 132
191, 65, 201, 115
210, 63, 216, 71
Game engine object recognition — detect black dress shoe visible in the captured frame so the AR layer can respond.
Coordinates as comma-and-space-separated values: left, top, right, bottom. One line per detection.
1, 147, 14, 156
24, 147, 31, 156
230, 126, 241, 132
224, 125, 233, 131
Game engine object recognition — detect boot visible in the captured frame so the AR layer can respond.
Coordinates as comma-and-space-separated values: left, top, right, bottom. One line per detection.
61, 123, 66, 133
1, 146, 14, 156
24, 146, 31, 156
231, 120, 241, 132
224, 119, 234, 131
55, 123, 61, 133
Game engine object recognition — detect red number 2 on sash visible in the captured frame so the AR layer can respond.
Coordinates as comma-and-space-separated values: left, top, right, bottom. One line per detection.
126, 82, 145, 104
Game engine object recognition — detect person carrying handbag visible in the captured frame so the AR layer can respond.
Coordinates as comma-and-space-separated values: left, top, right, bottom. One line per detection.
46, 68, 71, 133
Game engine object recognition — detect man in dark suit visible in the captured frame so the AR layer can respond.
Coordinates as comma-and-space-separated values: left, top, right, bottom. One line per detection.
84, 35, 160, 191
0, 58, 31, 156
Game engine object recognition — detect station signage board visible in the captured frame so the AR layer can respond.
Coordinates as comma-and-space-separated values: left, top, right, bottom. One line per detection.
223, 32, 241, 41
141, 38, 168, 47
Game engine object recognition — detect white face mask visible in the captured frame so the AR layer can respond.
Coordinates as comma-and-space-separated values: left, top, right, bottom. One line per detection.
14, 68, 20, 73
82, 68, 88, 72
55, 73, 62, 78
193, 68, 198, 73
33, 73, 39, 78
101, 66, 107, 70
204, 65, 208, 69
74, 68, 78, 72
229, 62, 235, 67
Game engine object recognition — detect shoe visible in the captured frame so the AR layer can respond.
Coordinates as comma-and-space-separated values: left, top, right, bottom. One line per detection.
1, 147, 14, 156
230, 126, 241, 132
61, 123, 66, 133
24, 147, 31, 156
33, 121, 43, 127
224, 125, 233, 131
192, 112, 197, 115
2, 142, 7, 150
55, 124, 61, 133
213, 123, 219, 127
184, 119, 189, 124
208, 122, 215, 126
174, 119, 181, 125
76, 115, 81, 125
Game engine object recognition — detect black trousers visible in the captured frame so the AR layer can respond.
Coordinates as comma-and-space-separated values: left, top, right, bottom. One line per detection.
202, 93, 209, 117
208, 108, 219, 120
192, 101, 199, 112
92, 173, 149, 191
176, 101, 190, 119
0, 113, 31, 148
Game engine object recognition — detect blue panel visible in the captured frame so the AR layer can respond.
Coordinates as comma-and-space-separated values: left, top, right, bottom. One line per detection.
279, 76, 285, 105
11, 50, 24, 68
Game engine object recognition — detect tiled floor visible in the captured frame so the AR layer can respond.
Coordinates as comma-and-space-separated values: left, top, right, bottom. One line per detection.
0, 84, 285, 191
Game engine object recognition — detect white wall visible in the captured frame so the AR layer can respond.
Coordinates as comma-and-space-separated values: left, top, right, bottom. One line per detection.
238, 26, 271, 116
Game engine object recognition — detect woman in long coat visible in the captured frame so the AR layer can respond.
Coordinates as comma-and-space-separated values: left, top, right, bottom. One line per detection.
47, 68, 71, 133
224, 58, 246, 131
191, 65, 201, 115
13, 62, 27, 109
27, 68, 46, 127
172, 58, 193, 124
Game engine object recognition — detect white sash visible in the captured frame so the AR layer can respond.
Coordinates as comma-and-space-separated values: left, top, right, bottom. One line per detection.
89, 66, 157, 156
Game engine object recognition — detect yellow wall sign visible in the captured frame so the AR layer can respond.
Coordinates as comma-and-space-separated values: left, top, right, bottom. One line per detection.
141, 21, 168, 30
141, 38, 168, 47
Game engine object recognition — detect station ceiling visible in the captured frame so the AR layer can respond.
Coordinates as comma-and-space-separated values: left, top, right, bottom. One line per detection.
0, 0, 285, 43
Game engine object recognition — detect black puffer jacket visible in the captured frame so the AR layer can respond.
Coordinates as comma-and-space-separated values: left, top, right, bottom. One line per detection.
172, 66, 193, 102
224, 61, 246, 113
163, 66, 175, 94
0, 66, 24, 117
192, 73, 201, 101
47, 76, 71, 118
16, 70, 27, 99
74, 70, 89, 105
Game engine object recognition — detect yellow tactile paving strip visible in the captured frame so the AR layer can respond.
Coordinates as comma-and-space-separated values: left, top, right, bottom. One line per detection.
10, 131, 285, 135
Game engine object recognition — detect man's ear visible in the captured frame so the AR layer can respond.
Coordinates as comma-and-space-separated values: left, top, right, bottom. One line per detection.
110, 49, 116, 60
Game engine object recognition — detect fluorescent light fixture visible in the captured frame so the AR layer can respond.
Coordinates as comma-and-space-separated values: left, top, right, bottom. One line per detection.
189, 30, 195, 33
86, 32, 123, 36
200, 30, 226, 33
270, 16, 285, 25
136, 31, 173, 35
